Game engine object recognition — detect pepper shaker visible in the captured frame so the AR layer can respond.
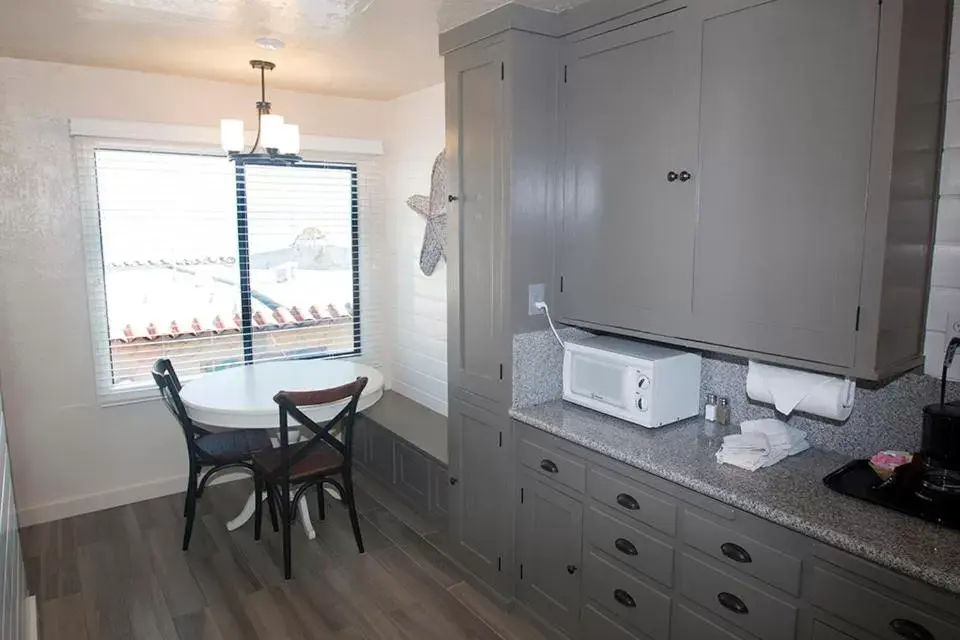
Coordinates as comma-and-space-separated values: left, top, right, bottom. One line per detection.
716, 397, 730, 426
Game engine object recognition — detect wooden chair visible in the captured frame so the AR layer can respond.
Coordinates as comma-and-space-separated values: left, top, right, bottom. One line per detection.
252, 376, 368, 579
151, 358, 278, 550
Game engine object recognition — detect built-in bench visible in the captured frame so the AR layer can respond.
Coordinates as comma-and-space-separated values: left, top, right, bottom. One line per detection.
354, 391, 448, 530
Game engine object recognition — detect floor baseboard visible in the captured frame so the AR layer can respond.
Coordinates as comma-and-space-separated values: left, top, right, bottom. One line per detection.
25, 595, 37, 640
18, 470, 251, 527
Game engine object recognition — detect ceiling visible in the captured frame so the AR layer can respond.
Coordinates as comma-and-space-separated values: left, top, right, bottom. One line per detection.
0, 0, 591, 100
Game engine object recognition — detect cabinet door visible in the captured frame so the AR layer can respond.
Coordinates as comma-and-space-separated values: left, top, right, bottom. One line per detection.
561, 10, 700, 337
690, 0, 879, 366
516, 474, 583, 636
446, 42, 507, 403
448, 398, 510, 594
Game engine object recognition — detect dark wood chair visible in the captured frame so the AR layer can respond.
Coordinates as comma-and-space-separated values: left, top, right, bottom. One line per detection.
151, 358, 278, 550
252, 376, 368, 579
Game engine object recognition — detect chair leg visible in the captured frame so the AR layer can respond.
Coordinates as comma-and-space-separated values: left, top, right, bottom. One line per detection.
281, 479, 292, 579
342, 471, 364, 555
316, 484, 325, 521
182, 468, 198, 551
254, 475, 263, 541
267, 486, 279, 533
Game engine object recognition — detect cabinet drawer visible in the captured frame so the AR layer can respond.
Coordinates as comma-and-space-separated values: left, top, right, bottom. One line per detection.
586, 506, 674, 587
672, 601, 749, 640
582, 603, 649, 640
812, 621, 858, 640
584, 550, 671, 640
682, 510, 802, 596
588, 467, 677, 536
679, 554, 797, 640
811, 567, 960, 640
519, 438, 586, 493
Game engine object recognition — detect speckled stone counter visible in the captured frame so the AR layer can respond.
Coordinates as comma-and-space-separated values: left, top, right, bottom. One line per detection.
509, 399, 960, 596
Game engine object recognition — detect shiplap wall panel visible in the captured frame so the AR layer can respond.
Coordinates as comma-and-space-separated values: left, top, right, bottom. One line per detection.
928, 2, 960, 376
385, 84, 448, 415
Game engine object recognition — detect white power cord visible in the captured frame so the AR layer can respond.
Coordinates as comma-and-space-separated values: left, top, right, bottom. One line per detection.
535, 301, 565, 348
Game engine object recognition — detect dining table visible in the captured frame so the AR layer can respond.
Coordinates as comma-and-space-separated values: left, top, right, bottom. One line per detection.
179, 358, 385, 540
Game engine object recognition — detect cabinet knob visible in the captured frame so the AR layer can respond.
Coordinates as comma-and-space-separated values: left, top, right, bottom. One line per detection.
614, 537, 638, 556
566, 564, 578, 575
679, 170, 692, 182
720, 542, 752, 564
616, 492, 640, 510
449, 477, 458, 485
667, 171, 679, 182
448, 194, 459, 202
540, 459, 559, 474
613, 589, 636, 608
890, 619, 934, 640
717, 592, 749, 615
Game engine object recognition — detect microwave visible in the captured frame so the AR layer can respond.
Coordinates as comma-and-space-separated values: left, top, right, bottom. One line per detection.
562, 336, 701, 428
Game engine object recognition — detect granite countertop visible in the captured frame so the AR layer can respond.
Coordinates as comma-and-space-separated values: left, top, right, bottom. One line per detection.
509, 400, 960, 596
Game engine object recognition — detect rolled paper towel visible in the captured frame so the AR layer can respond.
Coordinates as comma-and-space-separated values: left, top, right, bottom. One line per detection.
746, 361, 855, 421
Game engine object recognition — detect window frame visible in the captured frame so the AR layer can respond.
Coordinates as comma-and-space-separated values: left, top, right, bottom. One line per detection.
77, 138, 364, 405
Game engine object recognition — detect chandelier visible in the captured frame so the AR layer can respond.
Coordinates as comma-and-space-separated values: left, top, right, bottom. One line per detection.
220, 60, 301, 163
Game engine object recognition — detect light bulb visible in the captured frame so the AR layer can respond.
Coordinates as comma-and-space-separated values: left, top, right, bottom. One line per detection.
260, 114, 284, 150
279, 124, 300, 155
220, 119, 244, 152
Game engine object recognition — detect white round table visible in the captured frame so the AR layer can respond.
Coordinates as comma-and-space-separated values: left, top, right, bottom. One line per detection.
180, 359, 384, 539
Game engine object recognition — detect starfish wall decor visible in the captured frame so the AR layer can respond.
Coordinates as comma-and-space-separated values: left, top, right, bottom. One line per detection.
405, 151, 448, 277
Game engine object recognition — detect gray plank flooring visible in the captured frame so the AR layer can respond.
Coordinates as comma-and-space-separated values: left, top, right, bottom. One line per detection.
22, 475, 548, 640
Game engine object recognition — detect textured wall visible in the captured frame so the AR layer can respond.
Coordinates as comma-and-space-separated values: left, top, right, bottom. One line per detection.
384, 84, 449, 416
0, 57, 389, 524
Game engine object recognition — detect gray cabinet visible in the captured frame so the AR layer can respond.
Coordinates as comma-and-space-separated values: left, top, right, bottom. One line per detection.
561, 7, 699, 337
516, 474, 583, 636
445, 40, 507, 404
510, 419, 960, 640
448, 398, 511, 594
554, 0, 951, 379
689, 0, 879, 368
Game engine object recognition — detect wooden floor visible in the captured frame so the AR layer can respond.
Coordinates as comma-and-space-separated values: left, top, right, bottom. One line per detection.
21, 475, 548, 640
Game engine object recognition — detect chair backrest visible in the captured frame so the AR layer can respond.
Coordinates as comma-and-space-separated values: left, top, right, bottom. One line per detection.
272, 376, 369, 475
151, 358, 202, 460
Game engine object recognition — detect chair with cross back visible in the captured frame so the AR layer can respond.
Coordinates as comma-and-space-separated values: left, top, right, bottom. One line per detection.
251, 376, 368, 579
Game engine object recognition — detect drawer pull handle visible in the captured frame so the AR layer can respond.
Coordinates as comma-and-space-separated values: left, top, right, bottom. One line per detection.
720, 542, 752, 564
717, 592, 749, 615
540, 459, 559, 474
614, 537, 638, 556
890, 619, 934, 640
613, 589, 636, 608
616, 493, 640, 510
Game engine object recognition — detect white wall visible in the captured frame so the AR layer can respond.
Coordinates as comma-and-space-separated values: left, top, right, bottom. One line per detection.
928, 8, 960, 376
384, 84, 448, 415
0, 57, 390, 525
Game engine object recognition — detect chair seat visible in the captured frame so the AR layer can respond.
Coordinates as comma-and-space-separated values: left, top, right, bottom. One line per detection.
195, 429, 273, 464
252, 442, 344, 482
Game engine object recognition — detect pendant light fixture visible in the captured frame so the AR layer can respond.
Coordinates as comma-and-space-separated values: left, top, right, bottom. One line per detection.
220, 60, 301, 163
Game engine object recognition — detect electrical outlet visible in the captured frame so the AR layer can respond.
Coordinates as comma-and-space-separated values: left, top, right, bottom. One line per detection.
528, 283, 545, 316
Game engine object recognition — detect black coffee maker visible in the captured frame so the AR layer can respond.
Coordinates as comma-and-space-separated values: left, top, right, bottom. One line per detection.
919, 337, 960, 500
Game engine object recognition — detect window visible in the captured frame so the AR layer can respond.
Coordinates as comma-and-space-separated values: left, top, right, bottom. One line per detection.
88, 148, 361, 393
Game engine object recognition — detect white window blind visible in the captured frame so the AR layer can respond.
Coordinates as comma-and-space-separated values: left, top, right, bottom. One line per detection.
76, 139, 386, 404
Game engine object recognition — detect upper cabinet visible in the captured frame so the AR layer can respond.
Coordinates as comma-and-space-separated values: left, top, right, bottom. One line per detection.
556, 0, 950, 379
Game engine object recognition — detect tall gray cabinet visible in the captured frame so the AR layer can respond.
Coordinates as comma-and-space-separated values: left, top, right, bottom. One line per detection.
557, 0, 950, 380
443, 14, 560, 599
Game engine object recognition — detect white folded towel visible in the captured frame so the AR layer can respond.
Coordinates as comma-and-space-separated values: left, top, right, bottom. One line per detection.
716, 419, 809, 471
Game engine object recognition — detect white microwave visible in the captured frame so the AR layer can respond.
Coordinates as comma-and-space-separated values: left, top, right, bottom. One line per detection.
562, 336, 701, 428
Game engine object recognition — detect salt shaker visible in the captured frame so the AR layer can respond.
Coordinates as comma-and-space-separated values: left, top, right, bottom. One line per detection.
704, 394, 717, 421
716, 397, 730, 425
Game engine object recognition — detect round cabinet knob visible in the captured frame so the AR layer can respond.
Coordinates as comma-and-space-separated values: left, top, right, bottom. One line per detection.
636, 397, 646, 412
448, 194, 459, 202
667, 171, 679, 182
679, 170, 692, 182
637, 376, 650, 390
